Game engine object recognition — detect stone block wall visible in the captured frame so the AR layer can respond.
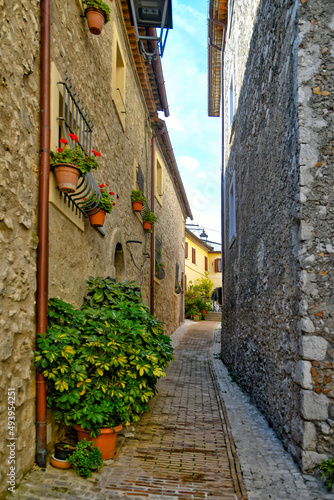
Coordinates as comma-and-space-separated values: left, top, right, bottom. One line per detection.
222, 0, 334, 469
0, 0, 40, 496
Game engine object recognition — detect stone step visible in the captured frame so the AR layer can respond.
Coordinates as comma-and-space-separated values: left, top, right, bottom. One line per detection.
204, 312, 222, 321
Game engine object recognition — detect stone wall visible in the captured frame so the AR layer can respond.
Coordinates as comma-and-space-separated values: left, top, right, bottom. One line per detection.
222, 0, 334, 470
0, 0, 186, 496
297, 0, 334, 469
222, 0, 302, 465
0, 0, 40, 496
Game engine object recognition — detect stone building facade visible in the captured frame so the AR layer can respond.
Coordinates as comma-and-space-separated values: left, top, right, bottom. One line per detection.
0, 0, 191, 496
208, 0, 334, 470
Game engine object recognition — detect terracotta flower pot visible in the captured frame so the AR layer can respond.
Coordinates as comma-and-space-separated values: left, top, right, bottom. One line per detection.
50, 455, 72, 469
73, 424, 123, 460
193, 314, 200, 321
85, 7, 106, 35
88, 208, 106, 227
53, 164, 80, 193
143, 221, 152, 231
132, 201, 143, 212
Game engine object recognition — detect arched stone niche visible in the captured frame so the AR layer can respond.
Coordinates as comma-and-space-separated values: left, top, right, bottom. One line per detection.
108, 227, 126, 282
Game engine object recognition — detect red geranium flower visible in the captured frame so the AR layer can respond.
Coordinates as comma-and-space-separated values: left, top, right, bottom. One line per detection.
57, 148, 64, 152
109, 191, 114, 195
69, 133, 79, 142
105, 183, 109, 186
113, 202, 115, 206
59, 139, 68, 144
99, 184, 103, 188
92, 150, 101, 157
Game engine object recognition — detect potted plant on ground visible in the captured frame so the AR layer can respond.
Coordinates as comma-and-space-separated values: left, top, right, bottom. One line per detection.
34, 279, 174, 460
142, 211, 157, 231
83, 0, 112, 35
131, 189, 146, 212
54, 442, 76, 460
67, 439, 103, 478
50, 134, 100, 193
85, 183, 115, 227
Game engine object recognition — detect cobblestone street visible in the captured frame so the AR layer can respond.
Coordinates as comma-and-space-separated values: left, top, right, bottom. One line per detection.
10, 322, 333, 500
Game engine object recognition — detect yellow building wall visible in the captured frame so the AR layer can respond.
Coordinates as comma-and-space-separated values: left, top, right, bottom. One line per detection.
185, 236, 222, 292
208, 252, 222, 290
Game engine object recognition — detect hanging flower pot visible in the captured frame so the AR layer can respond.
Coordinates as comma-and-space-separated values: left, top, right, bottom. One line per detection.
132, 201, 143, 212
53, 164, 80, 193
85, 7, 106, 35
88, 208, 106, 227
143, 221, 152, 231
73, 424, 123, 460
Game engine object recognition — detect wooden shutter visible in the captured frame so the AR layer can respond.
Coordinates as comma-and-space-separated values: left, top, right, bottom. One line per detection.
205, 256, 208, 271
215, 258, 222, 272
185, 242, 188, 259
192, 247, 196, 264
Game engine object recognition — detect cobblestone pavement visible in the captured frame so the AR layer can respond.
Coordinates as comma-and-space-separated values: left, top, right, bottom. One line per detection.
11, 321, 245, 500
212, 325, 333, 500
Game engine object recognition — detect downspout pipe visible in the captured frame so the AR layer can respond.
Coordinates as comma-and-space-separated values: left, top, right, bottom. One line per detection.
150, 125, 165, 316
148, 28, 170, 118
36, 0, 51, 467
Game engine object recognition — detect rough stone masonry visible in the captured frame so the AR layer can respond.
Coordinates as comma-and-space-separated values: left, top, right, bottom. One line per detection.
221, 0, 334, 471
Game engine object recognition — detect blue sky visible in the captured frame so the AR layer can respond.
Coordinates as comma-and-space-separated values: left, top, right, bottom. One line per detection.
160, 0, 222, 247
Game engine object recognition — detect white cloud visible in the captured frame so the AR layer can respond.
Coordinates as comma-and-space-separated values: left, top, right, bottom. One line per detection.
198, 171, 206, 178
177, 155, 199, 171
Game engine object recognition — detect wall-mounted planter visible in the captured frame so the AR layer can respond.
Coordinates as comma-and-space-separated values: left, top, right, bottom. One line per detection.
143, 221, 152, 231
88, 208, 106, 227
85, 8, 106, 35
132, 201, 143, 212
53, 164, 80, 193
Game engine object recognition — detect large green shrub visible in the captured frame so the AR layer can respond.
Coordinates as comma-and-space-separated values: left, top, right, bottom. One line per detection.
184, 273, 214, 319
35, 278, 173, 437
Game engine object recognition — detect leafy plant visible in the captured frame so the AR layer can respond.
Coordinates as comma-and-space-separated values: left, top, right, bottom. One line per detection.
131, 189, 146, 204
50, 134, 100, 175
155, 261, 165, 272
313, 457, 334, 491
97, 184, 115, 213
35, 279, 173, 437
142, 211, 157, 225
67, 439, 103, 478
184, 272, 213, 319
84, 0, 112, 23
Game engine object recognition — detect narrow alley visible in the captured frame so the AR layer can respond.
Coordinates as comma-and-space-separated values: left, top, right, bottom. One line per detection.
10, 322, 332, 500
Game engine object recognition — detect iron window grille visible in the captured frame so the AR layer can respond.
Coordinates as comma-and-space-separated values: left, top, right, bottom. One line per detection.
54, 72, 102, 219
155, 236, 165, 279
175, 262, 181, 293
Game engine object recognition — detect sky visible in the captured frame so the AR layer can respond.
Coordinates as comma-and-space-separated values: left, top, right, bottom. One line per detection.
159, 0, 222, 248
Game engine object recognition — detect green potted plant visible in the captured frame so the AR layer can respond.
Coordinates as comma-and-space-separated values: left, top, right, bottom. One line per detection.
50, 134, 100, 193
83, 0, 112, 35
67, 439, 103, 478
35, 279, 174, 460
175, 281, 182, 294
85, 183, 115, 227
155, 261, 165, 279
131, 189, 146, 212
142, 211, 157, 231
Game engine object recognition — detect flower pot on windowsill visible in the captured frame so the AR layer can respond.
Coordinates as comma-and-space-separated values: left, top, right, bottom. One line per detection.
143, 221, 152, 231
132, 201, 143, 212
53, 164, 80, 193
85, 7, 106, 35
87, 208, 106, 227
73, 424, 123, 460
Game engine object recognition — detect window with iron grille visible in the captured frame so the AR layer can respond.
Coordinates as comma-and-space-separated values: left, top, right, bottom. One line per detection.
155, 236, 162, 264
136, 166, 144, 192
175, 262, 180, 284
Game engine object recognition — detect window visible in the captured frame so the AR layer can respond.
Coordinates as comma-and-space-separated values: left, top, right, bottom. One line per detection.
155, 155, 163, 205
112, 25, 126, 129
205, 256, 208, 272
229, 171, 237, 244
215, 258, 222, 273
192, 247, 196, 264
185, 242, 188, 259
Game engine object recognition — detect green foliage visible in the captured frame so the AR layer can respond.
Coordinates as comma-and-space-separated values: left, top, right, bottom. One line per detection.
35, 279, 173, 437
131, 189, 146, 204
142, 211, 157, 225
84, 0, 111, 23
184, 272, 214, 319
313, 457, 334, 491
50, 144, 99, 175
67, 439, 103, 478
97, 184, 115, 213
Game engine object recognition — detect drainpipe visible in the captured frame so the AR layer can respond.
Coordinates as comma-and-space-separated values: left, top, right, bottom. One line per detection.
148, 28, 170, 118
36, 0, 51, 467
150, 124, 165, 315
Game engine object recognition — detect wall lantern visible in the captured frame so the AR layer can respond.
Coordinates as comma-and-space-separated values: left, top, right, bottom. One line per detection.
127, 0, 173, 63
